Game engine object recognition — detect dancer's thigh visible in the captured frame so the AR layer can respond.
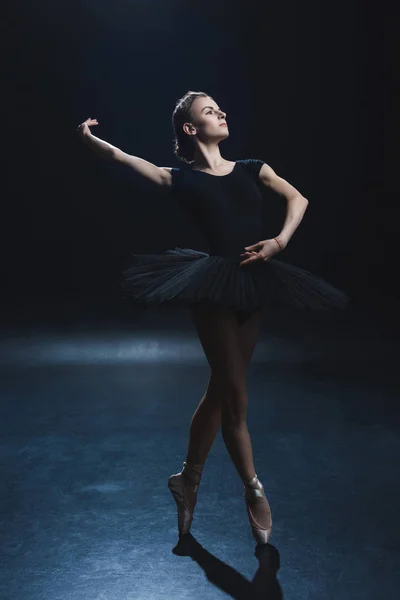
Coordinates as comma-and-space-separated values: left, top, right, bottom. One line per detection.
236, 309, 263, 368
191, 305, 250, 388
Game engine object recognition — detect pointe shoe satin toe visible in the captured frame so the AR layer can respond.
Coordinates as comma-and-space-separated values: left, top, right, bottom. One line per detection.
168, 461, 203, 537
244, 474, 273, 545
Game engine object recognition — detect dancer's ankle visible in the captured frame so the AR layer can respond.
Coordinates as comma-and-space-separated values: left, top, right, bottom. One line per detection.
243, 473, 259, 487
182, 461, 204, 487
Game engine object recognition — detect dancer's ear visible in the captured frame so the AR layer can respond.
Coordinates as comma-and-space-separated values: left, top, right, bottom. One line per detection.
183, 123, 197, 136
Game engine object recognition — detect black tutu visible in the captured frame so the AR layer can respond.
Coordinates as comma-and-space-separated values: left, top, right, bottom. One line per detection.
121, 247, 349, 313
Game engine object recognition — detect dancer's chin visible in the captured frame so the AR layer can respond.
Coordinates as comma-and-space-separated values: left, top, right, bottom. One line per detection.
216, 130, 229, 141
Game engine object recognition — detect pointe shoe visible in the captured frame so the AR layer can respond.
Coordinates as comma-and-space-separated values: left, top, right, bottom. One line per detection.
168, 461, 203, 537
244, 474, 273, 545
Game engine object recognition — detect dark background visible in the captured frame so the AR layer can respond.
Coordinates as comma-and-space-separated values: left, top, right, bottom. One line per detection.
3, 1, 396, 319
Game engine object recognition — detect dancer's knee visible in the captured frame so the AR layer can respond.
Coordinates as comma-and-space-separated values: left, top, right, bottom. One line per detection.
205, 371, 227, 407
221, 390, 248, 427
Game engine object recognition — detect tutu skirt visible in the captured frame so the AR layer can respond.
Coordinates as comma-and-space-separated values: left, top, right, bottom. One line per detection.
121, 247, 349, 314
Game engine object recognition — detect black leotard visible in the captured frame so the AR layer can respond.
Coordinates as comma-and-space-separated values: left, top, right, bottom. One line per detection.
169, 159, 265, 259
122, 159, 349, 313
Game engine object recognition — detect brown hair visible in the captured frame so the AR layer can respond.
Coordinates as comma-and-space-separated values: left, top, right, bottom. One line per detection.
172, 90, 210, 164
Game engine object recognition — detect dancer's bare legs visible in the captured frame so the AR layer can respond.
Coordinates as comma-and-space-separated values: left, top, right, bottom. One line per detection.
188, 305, 262, 482
169, 305, 270, 540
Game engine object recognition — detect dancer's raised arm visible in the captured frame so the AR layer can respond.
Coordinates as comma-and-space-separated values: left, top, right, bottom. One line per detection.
77, 118, 172, 188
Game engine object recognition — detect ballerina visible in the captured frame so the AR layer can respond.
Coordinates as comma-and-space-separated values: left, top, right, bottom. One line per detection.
77, 90, 348, 548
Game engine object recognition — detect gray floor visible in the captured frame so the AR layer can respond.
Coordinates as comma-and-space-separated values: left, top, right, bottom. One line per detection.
1, 300, 399, 599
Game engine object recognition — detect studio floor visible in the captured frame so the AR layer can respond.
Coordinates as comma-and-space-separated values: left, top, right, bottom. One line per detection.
1, 298, 398, 599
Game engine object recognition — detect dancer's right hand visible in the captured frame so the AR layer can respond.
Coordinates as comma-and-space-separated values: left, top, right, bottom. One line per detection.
76, 118, 98, 137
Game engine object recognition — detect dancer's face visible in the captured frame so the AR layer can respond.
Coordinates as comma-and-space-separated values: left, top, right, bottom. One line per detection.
183, 96, 229, 143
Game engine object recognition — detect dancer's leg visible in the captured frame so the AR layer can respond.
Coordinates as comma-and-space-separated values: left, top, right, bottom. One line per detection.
190, 306, 262, 482
184, 372, 222, 466
169, 305, 269, 540
186, 306, 263, 467
190, 306, 271, 543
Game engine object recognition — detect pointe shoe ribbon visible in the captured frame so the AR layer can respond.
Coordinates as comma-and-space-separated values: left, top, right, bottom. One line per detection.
244, 474, 273, 545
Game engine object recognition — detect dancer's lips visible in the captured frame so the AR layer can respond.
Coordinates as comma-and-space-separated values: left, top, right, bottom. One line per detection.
219, 123, 228, 127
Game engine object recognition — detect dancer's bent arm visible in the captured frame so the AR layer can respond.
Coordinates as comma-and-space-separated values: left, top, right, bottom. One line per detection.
258, 163, 309, 248
77, 118, 172, 188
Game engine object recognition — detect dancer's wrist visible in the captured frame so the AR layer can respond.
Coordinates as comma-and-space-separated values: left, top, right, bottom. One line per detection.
273, 236, 287, 251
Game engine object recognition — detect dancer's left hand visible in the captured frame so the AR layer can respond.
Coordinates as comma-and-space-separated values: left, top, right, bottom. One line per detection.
239, 239, 283, 267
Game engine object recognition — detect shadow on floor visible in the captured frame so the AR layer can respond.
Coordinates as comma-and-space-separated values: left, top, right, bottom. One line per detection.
172, 533, 283, 599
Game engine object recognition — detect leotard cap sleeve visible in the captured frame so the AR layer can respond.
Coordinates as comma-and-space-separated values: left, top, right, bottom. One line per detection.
168, 167, 181, 192
238, 159, 265, 178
